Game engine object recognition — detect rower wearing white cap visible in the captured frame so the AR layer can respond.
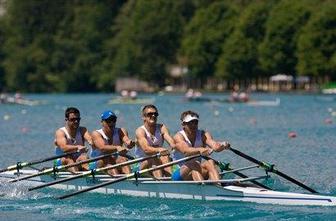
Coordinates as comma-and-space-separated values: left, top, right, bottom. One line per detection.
135, 104, 175, 178
172, 110, 230, 181
90, 110, 135, 176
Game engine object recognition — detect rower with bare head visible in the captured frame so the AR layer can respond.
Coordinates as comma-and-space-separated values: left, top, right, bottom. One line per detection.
172, 110, 230, 181
54, 107, 92, 172
135, 104, 175, 178
90, 110, 135, 176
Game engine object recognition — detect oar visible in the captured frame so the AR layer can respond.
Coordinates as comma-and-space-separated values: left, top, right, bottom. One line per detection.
0, 150, 80, 173
9, 152, 119, 183
219, 165, 259, 175
58, 154, 201, 199
203, 156, 272, 190
29, 153, 165, 191
229, 147, 318, 193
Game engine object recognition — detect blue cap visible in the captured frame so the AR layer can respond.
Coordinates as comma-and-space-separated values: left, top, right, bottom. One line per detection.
101, 110, 116, 120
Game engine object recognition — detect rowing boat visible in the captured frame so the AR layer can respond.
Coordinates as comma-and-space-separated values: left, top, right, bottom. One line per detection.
1, 169, 335, 206
185, 97, 280, 106
0, 97, 43, 106
246, 98, 280, 107
107, 97, 155, 105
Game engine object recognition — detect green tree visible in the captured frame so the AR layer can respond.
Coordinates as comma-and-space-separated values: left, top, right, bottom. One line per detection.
102, 0, 193, 89
2, 0, 124, 92
215, 0, 276, 79
50, 0, 124, 92
2, 0, 69, 92
180, 1, 242, 82
297, 1, 336, 79
258, 0, 316, 76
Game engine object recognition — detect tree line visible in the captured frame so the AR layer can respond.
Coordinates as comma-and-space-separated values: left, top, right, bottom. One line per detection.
0, 0, 335, 92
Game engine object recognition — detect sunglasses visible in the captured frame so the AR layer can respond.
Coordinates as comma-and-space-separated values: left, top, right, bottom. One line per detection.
67, 117, 81, 122
104, 117, 117, 123
145, 112, 159, 117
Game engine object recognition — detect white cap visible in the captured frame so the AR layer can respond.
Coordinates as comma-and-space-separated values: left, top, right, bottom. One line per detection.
182, 114, 199, 123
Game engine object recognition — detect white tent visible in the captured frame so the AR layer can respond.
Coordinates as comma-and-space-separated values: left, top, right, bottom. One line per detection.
270, 74, 293, 82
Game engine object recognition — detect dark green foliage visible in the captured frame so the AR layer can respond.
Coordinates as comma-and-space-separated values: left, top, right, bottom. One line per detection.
0, 0, 335, 92
180, 1, 241, 82
216, 0, 276, 79
297, 1, 336, 79
258, 0, 316, 76
106, 0, 194, 89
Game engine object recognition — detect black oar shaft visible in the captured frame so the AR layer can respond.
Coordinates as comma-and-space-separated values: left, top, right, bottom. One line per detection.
229, 147, 318, 193
0, 150, 79, 173
59, 154, 201, 199
275, 170, 317, 193
220, 165, 259, 175
203, 156, 271, 190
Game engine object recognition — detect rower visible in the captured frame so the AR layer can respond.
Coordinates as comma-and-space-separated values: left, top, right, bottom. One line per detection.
54, 107, 92, 172
172, 110, 230, 181
135, 104, 175, 178
90, 110, 135, 176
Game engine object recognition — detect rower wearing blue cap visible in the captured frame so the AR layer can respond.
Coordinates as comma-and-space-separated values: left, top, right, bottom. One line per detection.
90, 110, 135, 176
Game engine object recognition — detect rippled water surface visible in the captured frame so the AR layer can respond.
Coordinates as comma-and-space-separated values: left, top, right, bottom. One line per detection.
1, 93, 336, 220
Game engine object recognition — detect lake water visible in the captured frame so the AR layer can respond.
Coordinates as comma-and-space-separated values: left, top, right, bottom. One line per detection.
0, 93, 336, 220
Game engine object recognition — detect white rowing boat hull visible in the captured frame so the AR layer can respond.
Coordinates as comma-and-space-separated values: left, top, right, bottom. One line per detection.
1, 170, 336, 206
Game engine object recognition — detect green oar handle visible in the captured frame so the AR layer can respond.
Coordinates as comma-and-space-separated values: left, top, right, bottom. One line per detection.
202, 156, 271, 190
229, 147, 318, 193
58, 154, 201, 199
0, 150, 79, 173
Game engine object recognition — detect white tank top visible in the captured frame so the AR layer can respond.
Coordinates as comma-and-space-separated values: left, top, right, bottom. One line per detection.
172, 129, 203, 162
90, 128, 121, 157
135, 124, 163, 157
55, 127, 84, 155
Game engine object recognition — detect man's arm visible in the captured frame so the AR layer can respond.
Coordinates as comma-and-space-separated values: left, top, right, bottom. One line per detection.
55, 129, 82, 152
91, 131, 126, 154
81, 127, 93, 146
173, 133, 210, 156
161, 124, 175, 150
204, 131, 230, 152
135, 127, 166, 155
120, 128, 135, 149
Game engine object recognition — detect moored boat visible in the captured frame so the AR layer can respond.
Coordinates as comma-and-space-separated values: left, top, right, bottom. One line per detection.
107, 97, 155, 105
